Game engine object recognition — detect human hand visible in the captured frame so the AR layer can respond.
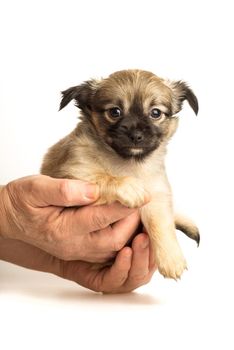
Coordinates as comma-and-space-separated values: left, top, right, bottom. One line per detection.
0, 233, 157, 293
0, 175, 147, 263
64, 233, 157, 293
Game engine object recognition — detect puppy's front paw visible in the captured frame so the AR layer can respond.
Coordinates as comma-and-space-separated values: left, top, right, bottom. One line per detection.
94, 175, 149, 208
116, 177, 149, 208
155, 241, 187, 280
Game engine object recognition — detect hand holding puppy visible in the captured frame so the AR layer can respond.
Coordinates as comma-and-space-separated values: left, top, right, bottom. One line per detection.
0, 175, 148, 263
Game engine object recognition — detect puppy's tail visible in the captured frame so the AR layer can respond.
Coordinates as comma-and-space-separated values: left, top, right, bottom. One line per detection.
175, 213, 200, 246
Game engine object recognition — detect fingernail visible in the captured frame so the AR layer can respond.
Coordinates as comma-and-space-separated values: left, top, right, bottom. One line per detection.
84, 184, 99, 200
141, 236, 149, 249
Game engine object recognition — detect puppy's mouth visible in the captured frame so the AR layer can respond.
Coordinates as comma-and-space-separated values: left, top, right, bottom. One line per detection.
109, 142, 160, 160
128, 147, 144, 155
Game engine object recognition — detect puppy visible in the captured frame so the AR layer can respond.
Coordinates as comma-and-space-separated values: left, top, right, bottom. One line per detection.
41, 69, 200, 280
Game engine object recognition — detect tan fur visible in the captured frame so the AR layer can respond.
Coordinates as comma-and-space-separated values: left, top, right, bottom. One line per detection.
41, 69, 199, 280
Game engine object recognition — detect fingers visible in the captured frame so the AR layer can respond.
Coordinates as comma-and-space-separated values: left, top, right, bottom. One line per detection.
97, 247, 132, 293
122, 234, 157, 292
60, 247, 132, 293
110, 211, 141, 249
60, 234, 157, 293
17, 175, 99, 207
128, 234, 150, 279
59, 210, 140, 263
87, 211, 141, 257
74, 202, 138, 232
88, 234, 156, 293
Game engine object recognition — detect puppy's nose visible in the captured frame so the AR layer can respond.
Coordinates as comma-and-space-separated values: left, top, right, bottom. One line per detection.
129, 130, 144, 143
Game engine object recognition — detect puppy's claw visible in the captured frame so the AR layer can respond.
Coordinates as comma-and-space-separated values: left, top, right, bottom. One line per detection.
158, 266, 187, 280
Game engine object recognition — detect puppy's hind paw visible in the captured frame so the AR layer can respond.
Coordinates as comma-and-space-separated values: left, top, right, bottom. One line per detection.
158, 258, 187, 280
156, 243, 187, 280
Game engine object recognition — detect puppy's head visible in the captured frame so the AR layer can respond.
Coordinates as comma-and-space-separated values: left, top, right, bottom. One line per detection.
60, 70, 198, 160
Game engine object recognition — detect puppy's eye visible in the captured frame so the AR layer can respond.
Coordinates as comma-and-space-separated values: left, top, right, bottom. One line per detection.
150, 108, 162, 119
109, 107, 122, 118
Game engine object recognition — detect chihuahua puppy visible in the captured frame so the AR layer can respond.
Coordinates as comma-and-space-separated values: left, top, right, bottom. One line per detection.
41, 69, 199, 280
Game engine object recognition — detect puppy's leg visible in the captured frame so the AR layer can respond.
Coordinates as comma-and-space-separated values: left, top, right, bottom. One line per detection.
92, 174, 149, 208
141, 194, 187, 280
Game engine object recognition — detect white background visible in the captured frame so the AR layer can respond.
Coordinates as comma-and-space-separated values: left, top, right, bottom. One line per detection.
0, 0, 233, 349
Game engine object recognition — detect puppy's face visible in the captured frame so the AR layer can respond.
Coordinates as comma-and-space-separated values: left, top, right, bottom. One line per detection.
60, 70, 198, 160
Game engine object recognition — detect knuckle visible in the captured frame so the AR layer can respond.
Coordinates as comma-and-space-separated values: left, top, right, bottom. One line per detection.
133, 275, 145, 283
131, 271, 148, 283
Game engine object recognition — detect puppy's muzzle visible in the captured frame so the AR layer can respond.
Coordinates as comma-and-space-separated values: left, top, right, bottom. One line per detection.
109, 120, 159, 159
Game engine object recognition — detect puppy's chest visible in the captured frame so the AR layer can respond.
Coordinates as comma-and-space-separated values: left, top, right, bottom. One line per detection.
103, 160, 154, 179
76, 151, 165, 188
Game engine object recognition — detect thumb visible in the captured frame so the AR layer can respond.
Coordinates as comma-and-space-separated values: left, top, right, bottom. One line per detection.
20, 175, 99, 207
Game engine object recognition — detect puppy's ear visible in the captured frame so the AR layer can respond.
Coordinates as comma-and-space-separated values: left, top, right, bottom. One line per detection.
59, 79, 100, 112
167, 80, 199, 115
